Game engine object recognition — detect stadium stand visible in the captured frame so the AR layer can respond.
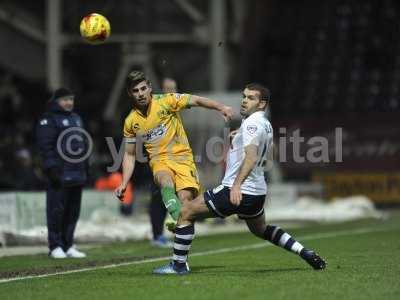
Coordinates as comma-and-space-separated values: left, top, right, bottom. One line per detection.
0, 0, 399, 189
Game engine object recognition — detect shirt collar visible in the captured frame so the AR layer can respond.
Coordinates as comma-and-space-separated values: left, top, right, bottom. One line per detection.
244, 110, 265, 121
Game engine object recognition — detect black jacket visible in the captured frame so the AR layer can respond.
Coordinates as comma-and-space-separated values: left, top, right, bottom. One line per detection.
36, 101, 89, 187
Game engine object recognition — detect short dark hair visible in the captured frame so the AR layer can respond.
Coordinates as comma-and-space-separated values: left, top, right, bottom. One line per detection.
126, 70, 149, 90
245, 83, 271, 102
50, 87, 74, 102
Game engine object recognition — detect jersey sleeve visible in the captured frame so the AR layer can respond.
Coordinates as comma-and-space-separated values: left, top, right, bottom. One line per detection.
123, 115, 137, 144
163, 93, 192, 112
241, 121, 264, 147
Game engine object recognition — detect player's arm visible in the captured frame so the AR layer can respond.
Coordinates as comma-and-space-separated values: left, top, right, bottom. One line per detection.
230, 144, 259, 206
115, 141, 136, 201
189, 95, 234, 121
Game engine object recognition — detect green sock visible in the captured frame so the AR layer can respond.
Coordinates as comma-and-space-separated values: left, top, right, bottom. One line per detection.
161, 186, 181, 220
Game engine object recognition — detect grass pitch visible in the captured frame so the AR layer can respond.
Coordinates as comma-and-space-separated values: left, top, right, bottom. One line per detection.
0, 215, 399, 300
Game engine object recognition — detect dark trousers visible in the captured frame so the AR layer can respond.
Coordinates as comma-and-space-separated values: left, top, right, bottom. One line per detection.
46, 185, 82, 251
149, 182, 167, 240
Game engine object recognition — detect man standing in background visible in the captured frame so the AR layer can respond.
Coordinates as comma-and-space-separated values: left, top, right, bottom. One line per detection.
161, 78, 178, 93
36, 88, 89, 259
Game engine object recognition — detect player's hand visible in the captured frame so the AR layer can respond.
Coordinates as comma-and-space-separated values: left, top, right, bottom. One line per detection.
220, 105, 234, 122
230, 184, 242, 206
115, 184, 127, 201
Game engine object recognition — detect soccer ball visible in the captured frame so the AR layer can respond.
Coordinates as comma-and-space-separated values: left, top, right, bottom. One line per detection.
80, 13, 111, 44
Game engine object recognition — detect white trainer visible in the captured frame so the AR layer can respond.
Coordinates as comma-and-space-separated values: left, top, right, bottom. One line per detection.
66, 246, 87, 258
50, 247, 67, 259
151, 235, 174, 248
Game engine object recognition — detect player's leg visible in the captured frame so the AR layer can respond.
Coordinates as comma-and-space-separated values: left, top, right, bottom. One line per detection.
163, 159, 200, 231
154, 185, 236, 275
149, 182, 167, 238
245, 214, 326, 270
177, 188, 193, 202
177, 192, 215, 225
149, 182, 172, 247
174, 159, 200, 207
153, 193, 214, 275
154, 169, 181, 220
160, 188, 196, 232
173, 194, 213, 265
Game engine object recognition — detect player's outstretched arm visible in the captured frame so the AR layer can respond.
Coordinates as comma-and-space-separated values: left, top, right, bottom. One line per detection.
230, 144, 259, 206
189, 95, 234, 121
115, 141, 136, 201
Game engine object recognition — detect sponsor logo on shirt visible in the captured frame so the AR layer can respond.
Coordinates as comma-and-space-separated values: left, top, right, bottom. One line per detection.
142, 124, 167, 142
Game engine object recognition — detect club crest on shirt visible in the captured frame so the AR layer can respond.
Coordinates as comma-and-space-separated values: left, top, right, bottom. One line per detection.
246, 125, 258, 135
62, 119, 70, 126
157, 110, 168, 118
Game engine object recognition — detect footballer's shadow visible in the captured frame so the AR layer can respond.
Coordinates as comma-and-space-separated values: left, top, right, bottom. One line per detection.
252, 267, 305, 273
190, 265, 226, 272
122, 266, 226, 277
191, 266, 305, 275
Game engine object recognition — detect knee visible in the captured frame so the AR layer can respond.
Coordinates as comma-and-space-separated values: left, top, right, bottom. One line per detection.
179, 196, 192, 206
155, 171, 173, 187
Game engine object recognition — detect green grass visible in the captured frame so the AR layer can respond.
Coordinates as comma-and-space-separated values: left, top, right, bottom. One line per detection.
0, 215, 400, 300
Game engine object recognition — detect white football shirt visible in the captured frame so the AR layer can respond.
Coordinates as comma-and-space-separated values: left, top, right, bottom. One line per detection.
222, 111, 273, 195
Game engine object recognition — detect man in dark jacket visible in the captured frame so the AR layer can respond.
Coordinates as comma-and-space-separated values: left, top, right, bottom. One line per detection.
36, 88, 89, 259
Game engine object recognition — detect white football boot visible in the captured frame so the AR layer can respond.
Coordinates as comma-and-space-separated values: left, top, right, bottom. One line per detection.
66, 246, 87, 258
49, 247, 67, 259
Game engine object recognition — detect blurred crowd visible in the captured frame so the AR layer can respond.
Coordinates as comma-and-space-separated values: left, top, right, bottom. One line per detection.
0, 73, 110, 191
0, 74, 179, 193
2, 0, 400, 190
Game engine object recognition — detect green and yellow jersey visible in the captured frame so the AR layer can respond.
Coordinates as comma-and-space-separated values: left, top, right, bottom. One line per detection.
123, 93, 193, 162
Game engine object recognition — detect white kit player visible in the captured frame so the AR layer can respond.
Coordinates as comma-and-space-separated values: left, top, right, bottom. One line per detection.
154, 84, 326, 275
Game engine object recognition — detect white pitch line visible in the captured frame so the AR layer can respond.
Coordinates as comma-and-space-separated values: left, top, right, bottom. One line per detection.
0, 226, 394, 284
